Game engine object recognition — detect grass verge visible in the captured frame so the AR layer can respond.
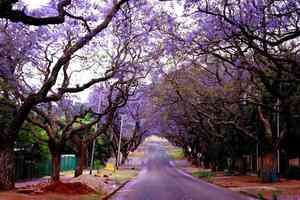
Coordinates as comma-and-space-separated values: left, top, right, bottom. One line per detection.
168, 148, 185, 160
79, 193, 103, 200
129, 151, 145, 158
97, 169, 138, 184
192, 171, 216, 182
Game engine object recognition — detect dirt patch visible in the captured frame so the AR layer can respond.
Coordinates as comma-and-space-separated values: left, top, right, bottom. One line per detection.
0, 191, 102, 200
41, 181, 95, 194
211, 175, 300, 199
212, 175, 300, 188
70, 174, 112, 193
213, 175, 264, 187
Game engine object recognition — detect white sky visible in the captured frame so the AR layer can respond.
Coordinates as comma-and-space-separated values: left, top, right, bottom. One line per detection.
23, 0, 50, 9
24, 0, 184, 14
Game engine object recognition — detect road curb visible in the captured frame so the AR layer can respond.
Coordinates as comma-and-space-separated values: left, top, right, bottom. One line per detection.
102, 180, 130, 200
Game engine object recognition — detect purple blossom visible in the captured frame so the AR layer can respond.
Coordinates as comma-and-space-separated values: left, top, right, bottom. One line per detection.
167, 15, 175, 32
186, 31, 196, 44
234, 59, 241, 67
87, 85, 108, 112
164, 39, 176, 55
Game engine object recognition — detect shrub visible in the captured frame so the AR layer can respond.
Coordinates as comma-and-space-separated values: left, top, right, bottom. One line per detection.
224, 169, 233, 176
262, 170, 278, 183
93, 160, 104, 170
284, 166, 300, 180
258, 192, 265, 200
272, 191, 278, 200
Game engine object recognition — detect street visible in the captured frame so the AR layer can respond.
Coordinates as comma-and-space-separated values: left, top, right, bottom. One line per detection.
113, 141, 254, 200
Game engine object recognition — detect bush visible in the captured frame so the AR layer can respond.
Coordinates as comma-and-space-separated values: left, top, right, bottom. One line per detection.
284, 166, 300, 180
262, 170, 278, 183
272, 191, 279, 200
258, 192, 265, 200
93, 160, 104, 170
224, 169, 233, 176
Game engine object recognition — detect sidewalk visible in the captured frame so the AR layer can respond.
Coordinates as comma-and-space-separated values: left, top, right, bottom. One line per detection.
164, 144, 300, 200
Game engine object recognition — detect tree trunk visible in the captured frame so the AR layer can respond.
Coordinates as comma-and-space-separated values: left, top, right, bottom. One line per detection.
51, 152, 61, 182
75, 143, 87, 177
0, 144, 15, 190
48, 137, 63, 182
203, 154, 210, 169
211, 161, 217, 172
0, 97, 36, 190
121, 152, 128, 165
114, 152, 119, 170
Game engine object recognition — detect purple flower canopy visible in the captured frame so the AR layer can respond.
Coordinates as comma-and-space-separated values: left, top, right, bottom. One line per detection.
1, 0, 299, 140
87, 85, 109, 113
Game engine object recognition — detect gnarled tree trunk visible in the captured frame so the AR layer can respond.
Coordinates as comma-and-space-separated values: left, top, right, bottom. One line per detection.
0, 97, 39, 190
0, 144, 15, 190
48, 139, 62, 182
75, 142, 88, 177
51, 152, 61, 182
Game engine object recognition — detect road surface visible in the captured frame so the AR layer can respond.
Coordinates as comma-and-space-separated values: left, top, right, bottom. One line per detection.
113, 142, 254, 200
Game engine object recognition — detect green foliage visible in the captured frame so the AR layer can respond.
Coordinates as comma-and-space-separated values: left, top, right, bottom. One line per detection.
258, 192, 265, 200
95, 134, 113, 165
78, 113, 94, 125
284, 166, 300, 180
0, 97, 15, 131
272, 191, 279, 200
17, 122, 50, 160
93, 160, 104, 170
36, 159, 52, 177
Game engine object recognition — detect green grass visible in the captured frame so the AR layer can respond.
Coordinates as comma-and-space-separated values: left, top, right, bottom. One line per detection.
97, 169, 139, 184
168, 148, 185, 160
80, 194, 102, 200
192, 171, 216, 182
48, 198, 65, 200
111, 169, 139, 184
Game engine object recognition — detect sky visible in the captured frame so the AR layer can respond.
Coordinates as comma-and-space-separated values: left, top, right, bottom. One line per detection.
23, 0, 50, 9
23, 0, 184, 15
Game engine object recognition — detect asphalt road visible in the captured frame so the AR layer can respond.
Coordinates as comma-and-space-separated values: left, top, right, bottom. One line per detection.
113, 142, 254, 200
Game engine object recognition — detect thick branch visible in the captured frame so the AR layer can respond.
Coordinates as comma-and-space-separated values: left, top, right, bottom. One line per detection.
0, 0, 71, 25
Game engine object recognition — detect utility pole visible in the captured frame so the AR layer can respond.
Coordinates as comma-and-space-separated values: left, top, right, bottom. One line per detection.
89, 92, 102, 175
256, 142, 259, 173
276, 98, 280, 174
116, 114, 125, 169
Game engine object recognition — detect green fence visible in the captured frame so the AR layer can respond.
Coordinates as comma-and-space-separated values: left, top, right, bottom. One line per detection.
16, 154, 76, 180
60, 154, 76, 171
